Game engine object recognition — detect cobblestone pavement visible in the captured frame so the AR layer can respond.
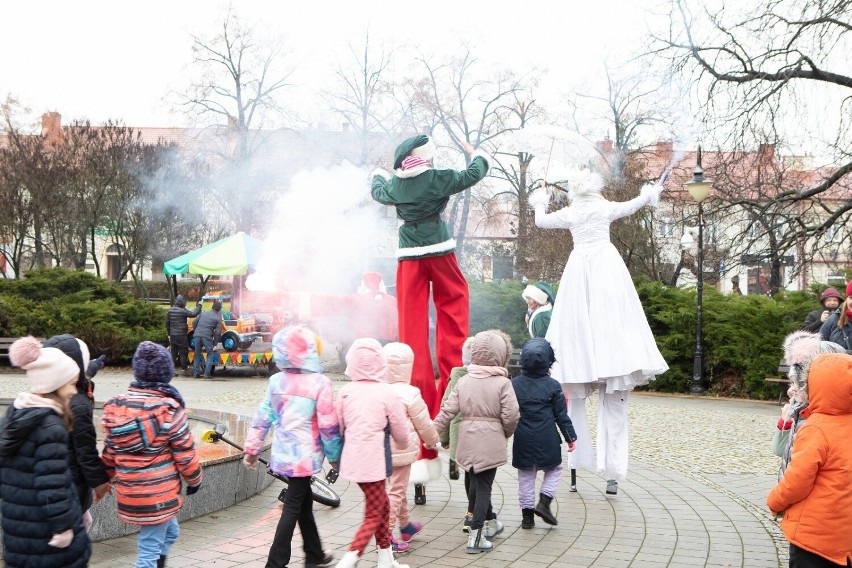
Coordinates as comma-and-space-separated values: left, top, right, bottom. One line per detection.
0, 369, 785, 567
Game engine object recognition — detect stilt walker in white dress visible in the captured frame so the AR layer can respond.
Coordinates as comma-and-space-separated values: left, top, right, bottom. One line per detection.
529, 169, 669, 495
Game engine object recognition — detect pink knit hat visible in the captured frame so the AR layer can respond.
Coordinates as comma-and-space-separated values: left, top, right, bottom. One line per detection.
846, 280, 852, 298
9, 336, 78, 394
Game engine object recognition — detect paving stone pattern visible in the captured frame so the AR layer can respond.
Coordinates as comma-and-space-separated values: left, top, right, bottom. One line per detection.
0, 370, 786, 567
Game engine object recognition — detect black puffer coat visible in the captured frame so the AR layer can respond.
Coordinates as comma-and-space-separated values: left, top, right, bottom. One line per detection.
43, 334, 110, 510
510, 338, 577, 470
0, 405, 91, 568
166, 295, 201, 341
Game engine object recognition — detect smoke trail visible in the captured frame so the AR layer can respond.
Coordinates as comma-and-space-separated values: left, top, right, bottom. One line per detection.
246, 161, 389, 295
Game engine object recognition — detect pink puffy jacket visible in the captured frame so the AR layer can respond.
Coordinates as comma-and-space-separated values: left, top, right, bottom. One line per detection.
383, 343, 440, 467
336, 338, 410, 483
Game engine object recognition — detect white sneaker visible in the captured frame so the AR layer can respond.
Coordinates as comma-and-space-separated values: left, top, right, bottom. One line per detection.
484, 519, 504, 538
466, 527, 493, 554
376, 547, 409, 568
335, 550, 360, 568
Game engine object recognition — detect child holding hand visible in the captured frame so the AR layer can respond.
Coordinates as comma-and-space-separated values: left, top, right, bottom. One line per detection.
510, 338, 577, 528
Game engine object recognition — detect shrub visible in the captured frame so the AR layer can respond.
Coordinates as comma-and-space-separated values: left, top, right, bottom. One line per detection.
0, 269, 167, 364
470, 278, 816, 399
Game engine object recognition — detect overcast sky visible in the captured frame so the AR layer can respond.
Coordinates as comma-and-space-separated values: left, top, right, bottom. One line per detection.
0, 0, 659, 130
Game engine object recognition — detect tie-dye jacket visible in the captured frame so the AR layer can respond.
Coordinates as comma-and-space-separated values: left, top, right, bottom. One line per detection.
245, 326, 342, 478
245, 370, 342, 477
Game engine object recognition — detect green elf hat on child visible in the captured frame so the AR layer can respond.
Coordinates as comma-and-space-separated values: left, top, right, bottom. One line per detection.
522, 281, 555, 306
393, 134, 437, 169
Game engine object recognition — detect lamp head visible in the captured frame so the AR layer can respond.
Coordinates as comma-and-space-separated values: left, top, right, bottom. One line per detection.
685, 145, 712, 202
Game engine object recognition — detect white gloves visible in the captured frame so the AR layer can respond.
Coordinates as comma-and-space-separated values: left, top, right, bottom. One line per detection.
242, 453, 260, 471
640, 182, 664, 207
528, 187, 550, 209
48, 529, 73, 548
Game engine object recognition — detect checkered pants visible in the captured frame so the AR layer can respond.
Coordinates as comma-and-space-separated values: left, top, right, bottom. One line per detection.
349, 480, 391, 554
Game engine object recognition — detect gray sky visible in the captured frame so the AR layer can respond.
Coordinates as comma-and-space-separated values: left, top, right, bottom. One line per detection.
0, 0, 656, 128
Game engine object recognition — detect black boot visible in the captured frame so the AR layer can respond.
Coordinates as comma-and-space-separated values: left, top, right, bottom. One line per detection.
534, 493, 558, 525
414, 483, 426, 505
569, 468, 577, 492
521, 508, 535, 529
157, 555, 167, 568
449, 459, 460, 480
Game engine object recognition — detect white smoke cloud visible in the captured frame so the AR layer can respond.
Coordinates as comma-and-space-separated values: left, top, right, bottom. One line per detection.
246, 161, 391, 295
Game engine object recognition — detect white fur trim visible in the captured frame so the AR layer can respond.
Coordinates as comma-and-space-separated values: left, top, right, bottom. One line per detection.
372, 167, 391, 180
395, 165, 431, 179
471, 149, 492, 171
522, 285, 548, 306
410, 137, 436, 161
527, 304, 552, 337
397, 238, 456, 258
563, 168, 603, 195
409, 457, 442, 485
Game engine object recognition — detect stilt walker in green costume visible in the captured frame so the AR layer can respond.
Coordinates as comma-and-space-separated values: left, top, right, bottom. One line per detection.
372, 135, 491, 503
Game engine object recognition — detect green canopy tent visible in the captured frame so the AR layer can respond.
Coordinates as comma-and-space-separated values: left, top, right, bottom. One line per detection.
162, 232, 267, 305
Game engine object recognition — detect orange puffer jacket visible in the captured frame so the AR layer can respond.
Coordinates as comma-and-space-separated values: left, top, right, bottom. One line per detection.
767, 353, 852, 565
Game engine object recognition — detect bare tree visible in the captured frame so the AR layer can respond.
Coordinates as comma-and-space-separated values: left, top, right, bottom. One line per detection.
175, 10, 295, 233
653, 0, 852, 244
324, 29, 408, 165
405, 46, 534, 255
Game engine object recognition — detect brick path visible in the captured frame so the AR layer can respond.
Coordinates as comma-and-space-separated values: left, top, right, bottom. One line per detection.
0, 370, 786, 567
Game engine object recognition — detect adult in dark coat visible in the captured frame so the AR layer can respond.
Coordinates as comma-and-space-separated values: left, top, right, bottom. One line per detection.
820, 282, 852, 352
193, 300, 224, 378
1, 337, 91, 568
511, 338, 577, 528
42, 334, 111, 513
166, 294, 202, 376
802, 287, 842, 333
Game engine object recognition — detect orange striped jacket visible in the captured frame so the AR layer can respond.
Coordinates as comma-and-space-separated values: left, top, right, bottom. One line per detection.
101, 388, 202, 525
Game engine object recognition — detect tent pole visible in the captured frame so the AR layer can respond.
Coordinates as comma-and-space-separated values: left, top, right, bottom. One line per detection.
171, 275, 178, 299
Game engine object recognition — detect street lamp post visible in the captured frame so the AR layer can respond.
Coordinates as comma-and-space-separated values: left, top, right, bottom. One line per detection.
685, 146, 712, 395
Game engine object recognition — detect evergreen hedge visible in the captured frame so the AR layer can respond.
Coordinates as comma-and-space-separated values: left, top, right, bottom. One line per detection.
0, 269, 167, 364
1, 270, 821, 398
469, 278, 817, 399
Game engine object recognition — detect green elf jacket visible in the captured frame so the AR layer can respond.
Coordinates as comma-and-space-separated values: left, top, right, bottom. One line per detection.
371, 151, 490, 260
528, 306, 552, 338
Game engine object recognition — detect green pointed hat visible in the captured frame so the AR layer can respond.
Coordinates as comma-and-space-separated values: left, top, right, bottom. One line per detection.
393, 134, 430, 169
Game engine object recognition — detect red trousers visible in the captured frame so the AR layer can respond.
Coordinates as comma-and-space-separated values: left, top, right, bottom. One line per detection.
396, 253, 469, 460
349, 481, 391, 553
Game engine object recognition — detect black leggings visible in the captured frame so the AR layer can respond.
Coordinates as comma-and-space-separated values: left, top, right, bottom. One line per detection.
467, 467, 497, 530
789, 544, 851, 568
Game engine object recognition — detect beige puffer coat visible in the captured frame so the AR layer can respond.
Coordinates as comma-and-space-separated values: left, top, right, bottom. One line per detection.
383, 343, 440, 467
433, 331, 519, 473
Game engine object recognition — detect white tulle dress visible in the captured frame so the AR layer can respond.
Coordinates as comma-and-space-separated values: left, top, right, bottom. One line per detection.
533, 186, 669, 479
535, 187, 669, 391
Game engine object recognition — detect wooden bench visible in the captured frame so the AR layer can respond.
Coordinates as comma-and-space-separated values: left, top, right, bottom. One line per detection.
507, 347, 522, 377
0, 337, 46, 364
765, 359, 791, 405
0, 337, 16, 363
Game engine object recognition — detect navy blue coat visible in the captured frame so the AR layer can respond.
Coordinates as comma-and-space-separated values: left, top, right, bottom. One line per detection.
511, 339, 577, 470
0, 405, 90, 567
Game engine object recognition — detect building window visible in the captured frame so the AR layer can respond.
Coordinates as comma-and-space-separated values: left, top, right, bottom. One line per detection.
492, 255, 514, 281
826, 225, 843, 243
658, 218, 675, 238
